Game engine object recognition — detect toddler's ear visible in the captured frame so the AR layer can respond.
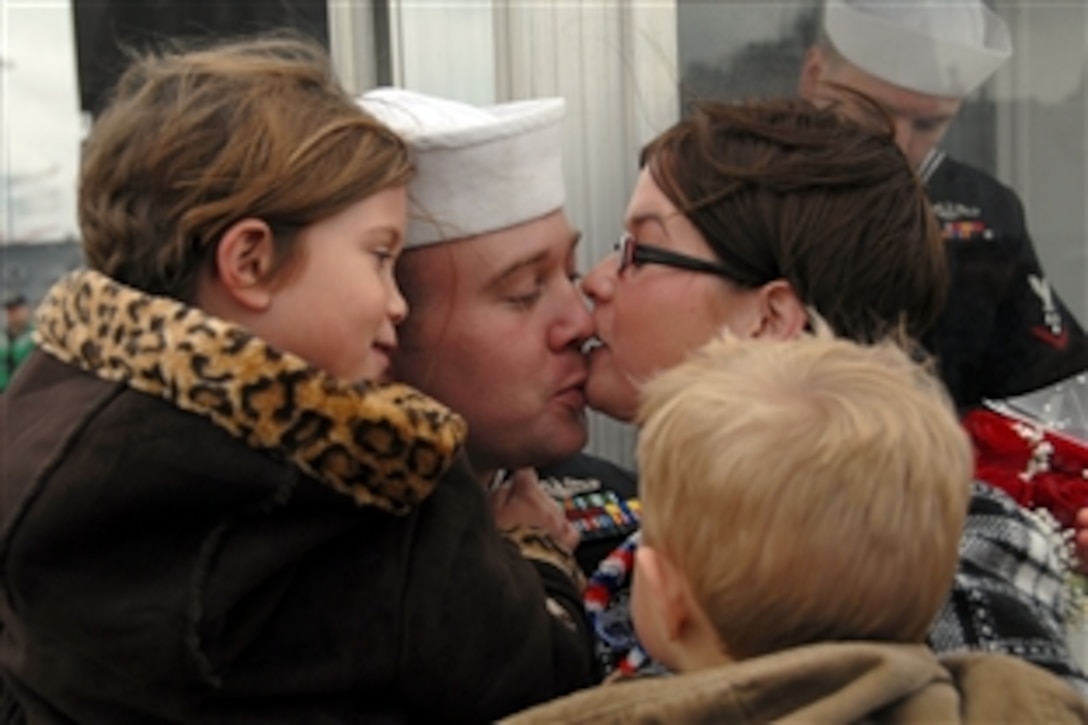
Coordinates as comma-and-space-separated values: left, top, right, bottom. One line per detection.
633, 545, 689, 645
635, 544, 733, 672
215, 218, 277, 311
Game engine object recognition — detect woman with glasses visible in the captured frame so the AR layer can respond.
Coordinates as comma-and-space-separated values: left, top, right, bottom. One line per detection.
575, 97, 1087, 694
583, 97, 944, 423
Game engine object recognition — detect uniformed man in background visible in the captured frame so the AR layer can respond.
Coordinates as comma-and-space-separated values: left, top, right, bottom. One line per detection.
800, 0, 1088, 410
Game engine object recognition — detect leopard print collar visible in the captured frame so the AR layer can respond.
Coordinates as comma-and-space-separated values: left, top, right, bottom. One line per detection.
35, 269, 467, 514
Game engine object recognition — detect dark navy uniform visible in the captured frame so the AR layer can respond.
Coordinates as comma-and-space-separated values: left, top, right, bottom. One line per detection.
921, 149, 1088, 410
537, 453, 639, 575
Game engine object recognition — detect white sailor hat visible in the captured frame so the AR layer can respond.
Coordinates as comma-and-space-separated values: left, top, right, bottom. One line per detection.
823, 0, 1013, 98
358, 87, 566, 248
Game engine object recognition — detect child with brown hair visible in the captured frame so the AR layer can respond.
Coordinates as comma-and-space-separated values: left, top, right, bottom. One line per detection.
507, 331, 1088, 722
0, 35, 593, 722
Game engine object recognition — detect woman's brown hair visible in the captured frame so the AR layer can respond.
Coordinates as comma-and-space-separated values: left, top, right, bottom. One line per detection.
641, 96, 946, 342
79, 34, 413, 302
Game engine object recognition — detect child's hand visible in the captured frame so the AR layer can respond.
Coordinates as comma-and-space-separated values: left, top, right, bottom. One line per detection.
1076, 508, 1088, 574
489, 468, 580, 552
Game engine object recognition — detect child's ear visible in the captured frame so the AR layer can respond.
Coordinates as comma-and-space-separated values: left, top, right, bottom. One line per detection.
752, 279, 807, 341
634, 545, 689, 642
214, 217, 277, 312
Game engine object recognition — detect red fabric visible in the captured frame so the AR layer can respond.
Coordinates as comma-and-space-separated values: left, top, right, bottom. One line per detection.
963, 408, 1088, 528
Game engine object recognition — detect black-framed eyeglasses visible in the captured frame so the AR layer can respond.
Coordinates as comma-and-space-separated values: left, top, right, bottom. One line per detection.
614, 232, 734, 280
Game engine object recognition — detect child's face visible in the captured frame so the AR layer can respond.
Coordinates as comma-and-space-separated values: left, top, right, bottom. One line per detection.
632, 542, 733, 673
261, 185, 408, 383
631, 543, 675, 670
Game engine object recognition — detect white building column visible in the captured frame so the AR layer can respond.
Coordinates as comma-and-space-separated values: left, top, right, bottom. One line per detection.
327, 0, 379, 95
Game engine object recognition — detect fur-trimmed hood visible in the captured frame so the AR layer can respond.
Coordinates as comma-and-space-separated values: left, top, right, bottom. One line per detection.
34, 269, 466, 514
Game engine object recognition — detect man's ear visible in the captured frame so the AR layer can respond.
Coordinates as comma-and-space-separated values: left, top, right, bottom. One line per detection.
635, 545, 690, 642
214, 218, 277, 311
798, 46, 826, 100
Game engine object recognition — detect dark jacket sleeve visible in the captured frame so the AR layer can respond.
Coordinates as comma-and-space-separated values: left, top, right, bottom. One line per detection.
395, 458, 597, 722
193, 459, 596, 722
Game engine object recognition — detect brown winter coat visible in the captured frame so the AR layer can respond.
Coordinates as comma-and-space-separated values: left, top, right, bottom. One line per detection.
0, 270, 595, 723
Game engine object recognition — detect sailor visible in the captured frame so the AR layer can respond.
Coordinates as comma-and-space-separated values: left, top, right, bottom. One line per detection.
800, 0, 1088, 409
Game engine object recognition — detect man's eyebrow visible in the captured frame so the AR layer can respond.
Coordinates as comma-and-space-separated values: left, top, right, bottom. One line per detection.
485, 230, 584, 289
485, 250, 550, 289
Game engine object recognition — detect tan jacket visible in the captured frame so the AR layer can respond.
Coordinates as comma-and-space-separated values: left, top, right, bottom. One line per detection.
504, 641, 1088, 724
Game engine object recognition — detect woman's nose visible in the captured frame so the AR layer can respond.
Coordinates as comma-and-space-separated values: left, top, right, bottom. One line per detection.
580, 253, 618, 304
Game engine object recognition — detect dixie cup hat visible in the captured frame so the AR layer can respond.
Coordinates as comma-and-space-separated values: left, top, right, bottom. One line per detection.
358, 88, 567, 248
823, 0, 1013, 97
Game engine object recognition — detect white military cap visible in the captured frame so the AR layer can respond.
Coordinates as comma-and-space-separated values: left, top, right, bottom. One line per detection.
824, 0, 1013, 98
358, 87, 566, 248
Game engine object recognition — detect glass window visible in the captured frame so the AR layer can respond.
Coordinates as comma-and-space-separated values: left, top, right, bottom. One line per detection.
676, 0, 1088, 322
1, 0, 331, 306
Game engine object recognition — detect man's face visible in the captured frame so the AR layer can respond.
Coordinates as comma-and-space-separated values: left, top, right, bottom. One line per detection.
799, 47, 963, 169
393, 211, 594, 478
